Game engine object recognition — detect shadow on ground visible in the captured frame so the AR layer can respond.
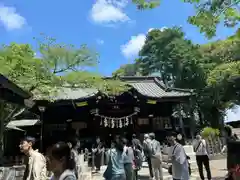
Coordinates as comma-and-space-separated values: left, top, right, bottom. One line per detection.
213, 177, 226, 180
138, 175, 226, 180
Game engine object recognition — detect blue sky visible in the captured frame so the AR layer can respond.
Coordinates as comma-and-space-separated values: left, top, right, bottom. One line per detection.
0, 0, 236, 76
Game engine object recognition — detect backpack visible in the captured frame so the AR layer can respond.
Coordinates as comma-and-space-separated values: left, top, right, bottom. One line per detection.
133, 148, 143, 170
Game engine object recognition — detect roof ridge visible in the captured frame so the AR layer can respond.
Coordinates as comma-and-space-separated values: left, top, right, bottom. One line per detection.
119, 76, 160, 81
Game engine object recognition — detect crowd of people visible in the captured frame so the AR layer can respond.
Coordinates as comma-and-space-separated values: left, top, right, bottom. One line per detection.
19, 125, 240, 180
19, 131, 198, 180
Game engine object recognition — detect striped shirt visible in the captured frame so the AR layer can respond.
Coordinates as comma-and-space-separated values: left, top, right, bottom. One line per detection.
193, 139, 208, 156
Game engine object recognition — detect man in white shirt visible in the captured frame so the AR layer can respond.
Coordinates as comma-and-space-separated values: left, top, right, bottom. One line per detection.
20, 136, 47, 180
193, 134, 212, 180
168, 132, 189, 180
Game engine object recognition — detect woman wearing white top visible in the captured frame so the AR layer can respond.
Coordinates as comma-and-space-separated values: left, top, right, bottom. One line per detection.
168, 132, 189, 180
193, 135, 212, 180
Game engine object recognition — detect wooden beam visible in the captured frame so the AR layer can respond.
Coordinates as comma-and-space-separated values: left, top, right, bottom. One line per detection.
0, 74, 31, 99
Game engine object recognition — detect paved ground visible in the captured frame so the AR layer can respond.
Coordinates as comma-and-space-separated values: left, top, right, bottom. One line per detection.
92, 158, 228, 180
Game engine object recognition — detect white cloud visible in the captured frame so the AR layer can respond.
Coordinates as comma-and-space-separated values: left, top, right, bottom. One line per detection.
90, 0, 130, 25
225, 106, 240, 123
0, 4, 26, 30
148, 27, 167, 33
121, 27, 168, 58
96, 39, 104, 45
121, 34, 146, 59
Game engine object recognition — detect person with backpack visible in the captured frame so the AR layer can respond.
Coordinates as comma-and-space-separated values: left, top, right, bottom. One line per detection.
193, 134, 212, 180
143, 134, 153, 179
149, 133, 163, 180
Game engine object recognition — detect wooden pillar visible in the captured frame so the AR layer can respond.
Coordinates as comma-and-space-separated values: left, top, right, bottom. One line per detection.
170, 103, 176, 131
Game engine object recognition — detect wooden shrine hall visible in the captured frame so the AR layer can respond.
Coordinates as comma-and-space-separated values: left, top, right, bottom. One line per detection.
27, 76, 194, 150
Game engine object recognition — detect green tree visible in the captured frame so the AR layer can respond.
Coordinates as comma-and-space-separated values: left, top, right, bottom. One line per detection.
0, 36, 127, 158
199, 34, 240, 104
139, 27, 205, 89
112, 63, 139, 77
0, 35, 128, 99
134, 27, 239, 127
132, 0, 240, 38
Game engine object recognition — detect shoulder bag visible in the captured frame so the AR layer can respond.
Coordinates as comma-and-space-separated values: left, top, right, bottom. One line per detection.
194, 140, 203, 152
168, 144, 178, 175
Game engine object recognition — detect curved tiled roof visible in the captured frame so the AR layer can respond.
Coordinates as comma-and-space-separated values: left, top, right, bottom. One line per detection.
34, 76, 192, 100
120, 76, 192, 98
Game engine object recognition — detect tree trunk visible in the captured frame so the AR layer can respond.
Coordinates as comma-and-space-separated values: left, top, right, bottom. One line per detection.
210, 106, 223, 129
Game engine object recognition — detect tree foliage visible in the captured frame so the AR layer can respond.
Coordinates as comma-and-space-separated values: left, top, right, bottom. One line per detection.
132, 0, 240, 38
0, 35, 128, 100
112, 63, 140, 77
139, 27, 205, 89
113, 27, 240, 127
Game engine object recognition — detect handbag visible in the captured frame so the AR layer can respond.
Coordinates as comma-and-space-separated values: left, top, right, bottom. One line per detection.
103, 150, 113, 180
